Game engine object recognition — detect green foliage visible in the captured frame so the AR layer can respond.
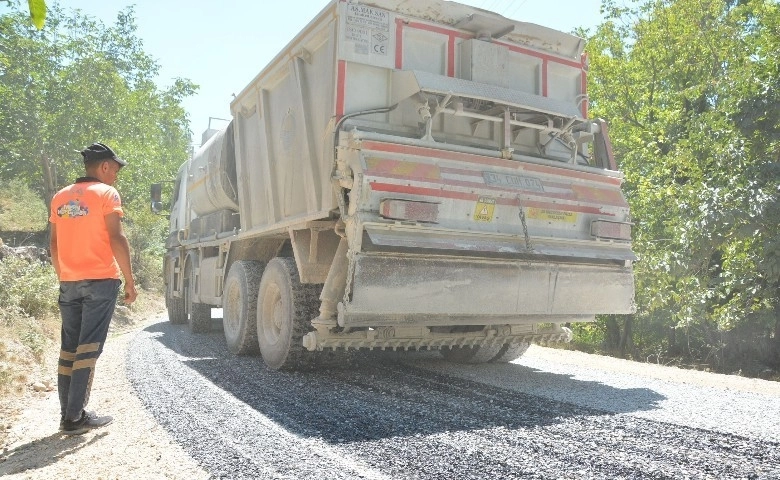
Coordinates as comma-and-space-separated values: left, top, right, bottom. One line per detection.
20, 326, 45, 361
0, 255, 58, 321
123, 197, 167, 292
585, 0, 780, 369
0, 178, 48, 231
0, 3, 190, 400
0, 1, 195, 301
0, 4, 196, 205
27, 0, 44, 29
568, 322, 604, 354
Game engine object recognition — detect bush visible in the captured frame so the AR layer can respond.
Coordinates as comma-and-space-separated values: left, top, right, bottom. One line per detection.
133, 251, 164, 292
20, 324, 48, 363
123, 198, 168, 292
568, 321, 604, 354
0, 255, 58, 321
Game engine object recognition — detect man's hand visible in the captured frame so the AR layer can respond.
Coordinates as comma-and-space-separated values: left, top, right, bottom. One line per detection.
124, 282, 138, 304
106, 212, 137, 304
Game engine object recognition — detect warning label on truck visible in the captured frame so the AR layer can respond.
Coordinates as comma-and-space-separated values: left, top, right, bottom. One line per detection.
473, 197, 496, 222
527, 208, 577, 223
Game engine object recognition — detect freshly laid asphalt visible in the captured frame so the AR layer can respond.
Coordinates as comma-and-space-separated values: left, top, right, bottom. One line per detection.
128, 317, 780, 479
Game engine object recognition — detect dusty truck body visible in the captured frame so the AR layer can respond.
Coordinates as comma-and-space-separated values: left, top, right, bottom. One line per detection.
159, 0, 635, 369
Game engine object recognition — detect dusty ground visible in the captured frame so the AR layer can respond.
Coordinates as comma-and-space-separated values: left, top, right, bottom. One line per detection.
0, 301, 208, 479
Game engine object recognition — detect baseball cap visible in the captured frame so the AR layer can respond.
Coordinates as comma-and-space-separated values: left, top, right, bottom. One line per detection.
80, 142, 128, 166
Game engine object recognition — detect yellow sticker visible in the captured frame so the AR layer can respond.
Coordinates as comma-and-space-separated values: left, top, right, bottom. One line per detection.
473, 197, 496, 222
527, 208, 577, 223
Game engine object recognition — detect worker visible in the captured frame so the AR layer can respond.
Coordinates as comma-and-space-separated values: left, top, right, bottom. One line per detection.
49, 142, 137, 435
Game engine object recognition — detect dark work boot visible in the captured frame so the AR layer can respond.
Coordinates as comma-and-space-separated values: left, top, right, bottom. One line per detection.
60, 410, 113, 436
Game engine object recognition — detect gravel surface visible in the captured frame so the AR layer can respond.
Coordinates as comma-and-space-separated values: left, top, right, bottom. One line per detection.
417, 346, 780, 443
125, 316, 780, 479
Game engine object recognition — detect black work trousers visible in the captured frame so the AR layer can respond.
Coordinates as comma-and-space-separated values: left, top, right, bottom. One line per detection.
57, 279, 120, 421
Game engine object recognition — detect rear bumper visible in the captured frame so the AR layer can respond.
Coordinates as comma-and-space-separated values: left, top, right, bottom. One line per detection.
364, 225, 636, 262
338, 253, 635, 328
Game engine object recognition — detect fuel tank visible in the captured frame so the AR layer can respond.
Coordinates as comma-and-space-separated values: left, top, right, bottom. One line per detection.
187, 121, 239, 216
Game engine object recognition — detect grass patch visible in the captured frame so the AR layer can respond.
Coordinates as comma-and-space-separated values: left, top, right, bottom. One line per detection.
0, 180, 48, 232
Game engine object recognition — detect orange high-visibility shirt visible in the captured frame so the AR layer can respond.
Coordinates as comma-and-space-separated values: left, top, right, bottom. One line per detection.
49, 178, 124, 281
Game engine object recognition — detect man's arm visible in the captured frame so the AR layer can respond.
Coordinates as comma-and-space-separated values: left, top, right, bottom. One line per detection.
105, 212, 137, 304
49, 223, 61, 279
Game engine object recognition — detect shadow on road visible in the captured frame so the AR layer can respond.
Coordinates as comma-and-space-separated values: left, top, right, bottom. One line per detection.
0, 432, 108, 476
402, 352, 667, 416
137, 319, 666, 444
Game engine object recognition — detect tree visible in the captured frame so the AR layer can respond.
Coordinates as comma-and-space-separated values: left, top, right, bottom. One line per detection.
1, 3, 197, 286
586, 0, 780, 371
0, 4, 196, 206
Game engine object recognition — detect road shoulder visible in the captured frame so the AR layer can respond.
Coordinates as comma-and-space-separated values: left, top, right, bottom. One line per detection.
0, 315, 208, 479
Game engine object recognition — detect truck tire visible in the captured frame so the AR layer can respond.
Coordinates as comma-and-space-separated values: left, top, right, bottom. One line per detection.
164, 257, 187, 324
186, 263, 212, 333
489, 342, 530, 363
440, 343, 504, 364
189, 303, 212, 333
166, 295, 187, 325
256, 257, 320, 370
222, 260, 263, 355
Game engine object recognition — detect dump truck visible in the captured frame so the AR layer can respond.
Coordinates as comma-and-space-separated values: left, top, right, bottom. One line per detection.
153, 0, 636, 370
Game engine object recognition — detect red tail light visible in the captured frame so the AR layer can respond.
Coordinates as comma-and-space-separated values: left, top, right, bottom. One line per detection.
380, 199, 439, 223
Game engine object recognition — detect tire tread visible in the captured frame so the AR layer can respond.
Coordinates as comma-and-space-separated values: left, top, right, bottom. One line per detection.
223, 260, 263, 355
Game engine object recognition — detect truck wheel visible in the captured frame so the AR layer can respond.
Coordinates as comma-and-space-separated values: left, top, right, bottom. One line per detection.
189, 303, 212, 333
256, 257, 320, 370
165, 257, 187, 324
222, 261, 263, 355
166, 294, 187, 325
440, 343, 504, 364
186, 264, 212, 333
489, 342, 530, 363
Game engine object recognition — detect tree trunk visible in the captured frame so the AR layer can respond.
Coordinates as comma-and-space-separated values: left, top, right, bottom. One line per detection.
40, 153, 56, 247
619, 314, 634, 357
40, 153, 56, 216
773, 301, 780, 368
667, 325, 680, 356
604, 316, 621, 351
